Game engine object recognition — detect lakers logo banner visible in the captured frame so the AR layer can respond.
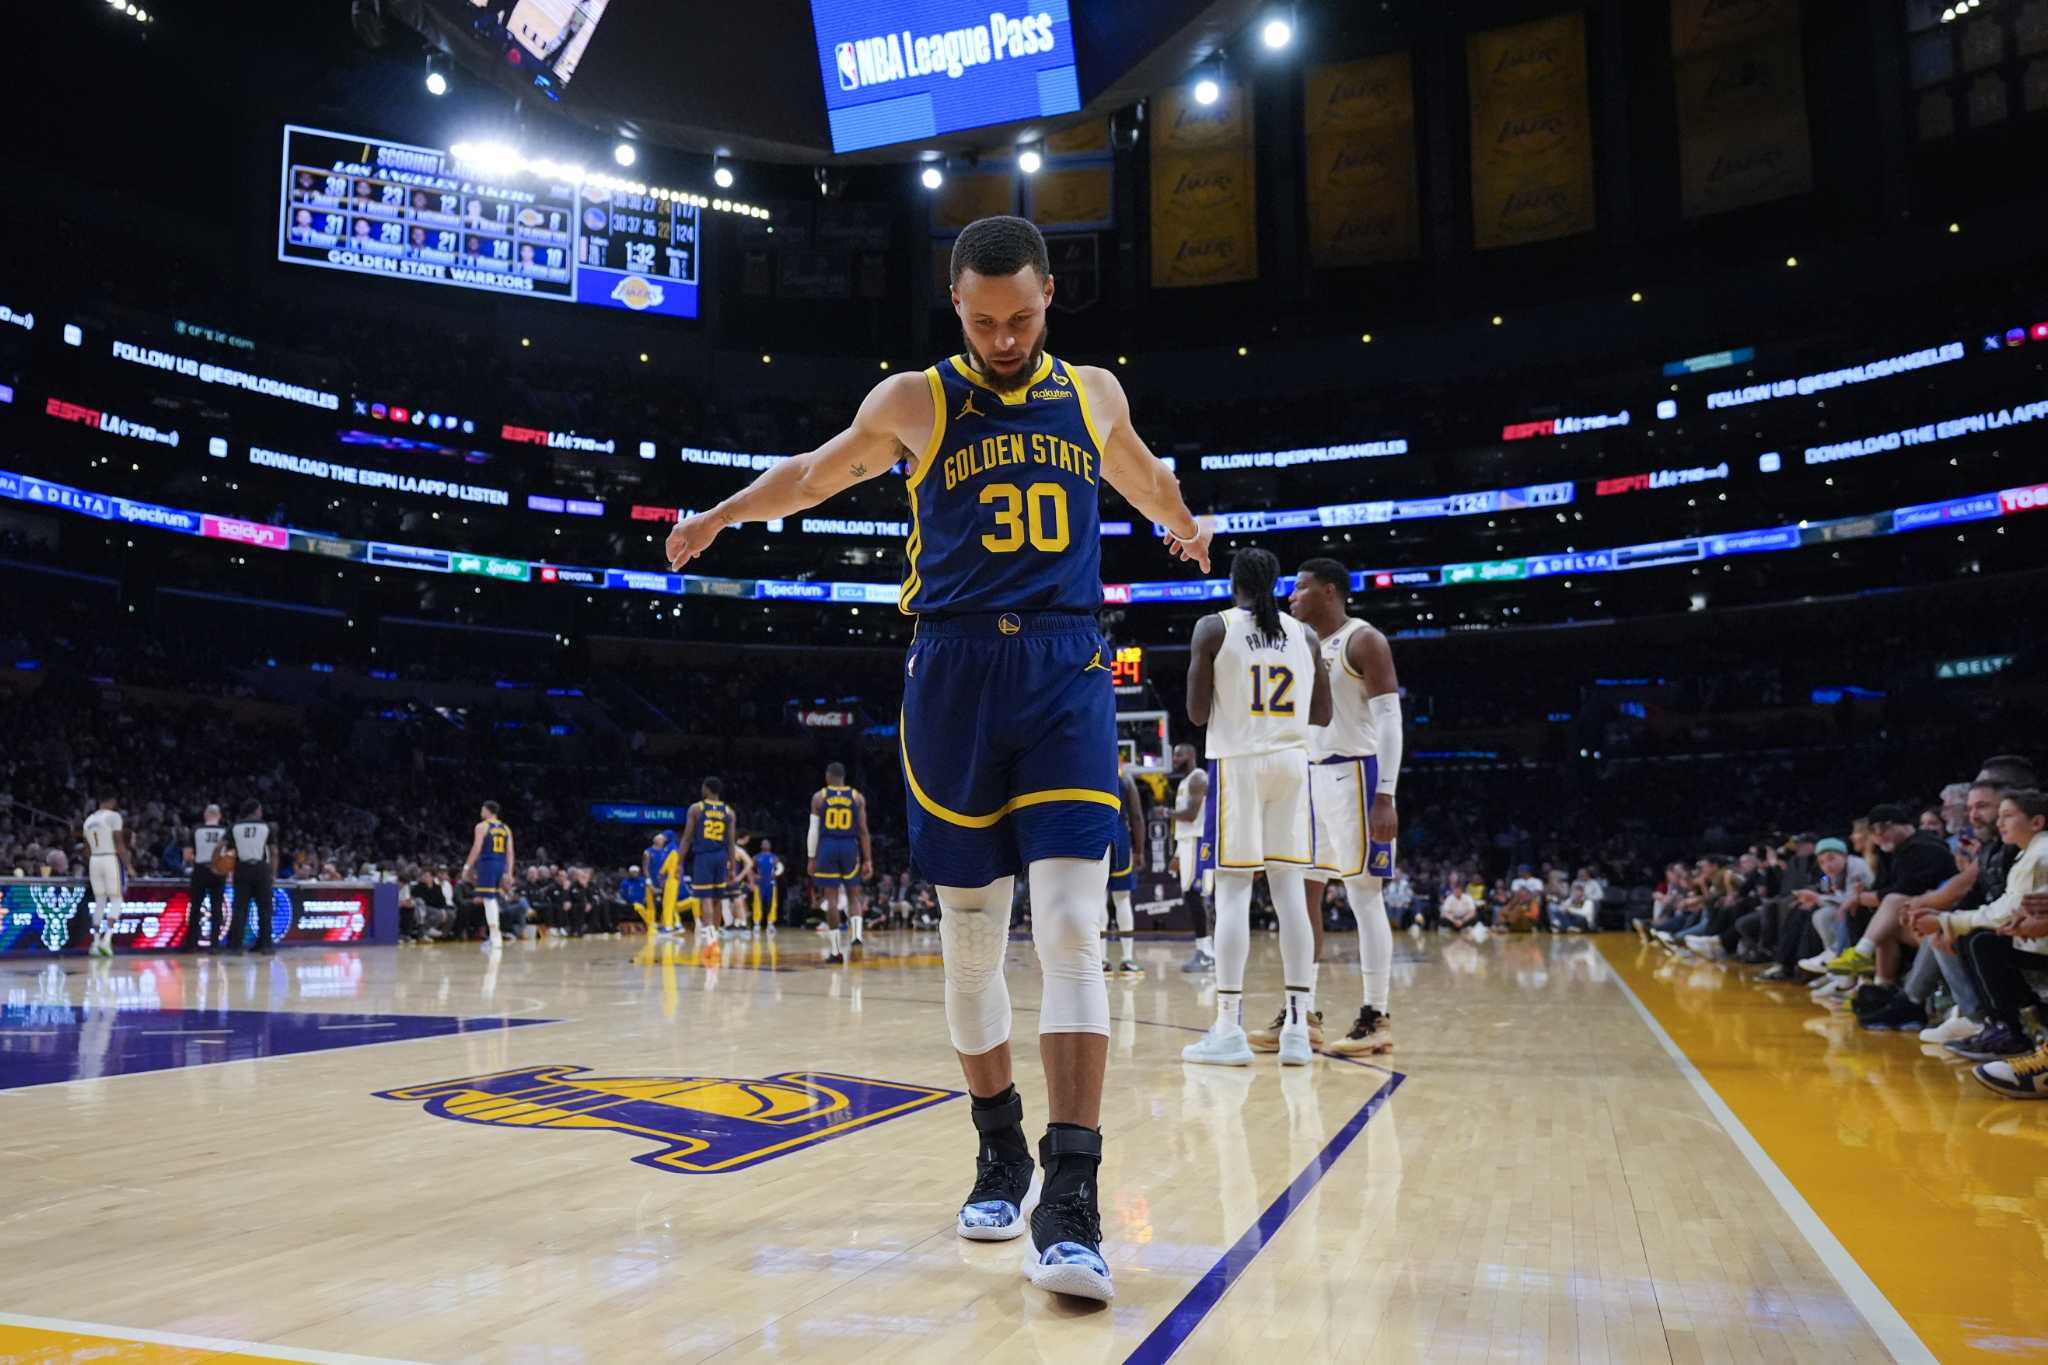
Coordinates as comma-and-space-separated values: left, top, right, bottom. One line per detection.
376, 1065, 958, 1174
1304, 54, 1420, 267
1151, 82, 1258, 288
1467, 12, 1597, 250
1671, 0, 1813, 218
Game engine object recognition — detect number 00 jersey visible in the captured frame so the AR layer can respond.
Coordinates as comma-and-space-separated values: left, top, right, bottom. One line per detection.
1204, 608, 1317, 760
900, 353, 1107, 616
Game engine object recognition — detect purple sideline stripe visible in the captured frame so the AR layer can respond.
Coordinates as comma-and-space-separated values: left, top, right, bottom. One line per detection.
1123, 1071, 1405, 1365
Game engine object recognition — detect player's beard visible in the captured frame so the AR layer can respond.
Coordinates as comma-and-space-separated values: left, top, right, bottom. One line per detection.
960, 322, 1048, 393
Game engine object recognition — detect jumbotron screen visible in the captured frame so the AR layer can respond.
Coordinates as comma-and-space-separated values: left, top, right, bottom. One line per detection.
810, 1, 1081, 153
278, 126, 700, 318
423, 0, 614, 102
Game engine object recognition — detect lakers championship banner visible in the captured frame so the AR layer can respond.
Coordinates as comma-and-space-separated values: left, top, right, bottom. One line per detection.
1030, 165, 1114, 231
1304, 53, 1421, 267
1671, 0, 1813, 218
1151, 82, 1258, 288
1044, 120, 1111, 157
1467, 12, 1597, 250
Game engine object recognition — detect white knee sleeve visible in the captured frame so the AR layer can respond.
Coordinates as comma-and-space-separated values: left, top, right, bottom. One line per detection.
1213, 871, 1254, 993
1346, 876, 1393, 1011
1030, 856, 1110, 1037
1113, 891, 1134, 936
938, 879, 1015, 1055
483, 896, 501, 935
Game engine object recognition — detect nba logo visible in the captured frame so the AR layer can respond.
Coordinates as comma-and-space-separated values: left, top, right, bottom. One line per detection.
836, 42, 859, 90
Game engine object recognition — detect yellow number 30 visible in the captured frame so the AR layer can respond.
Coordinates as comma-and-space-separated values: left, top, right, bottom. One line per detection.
979, 482, 1071, 553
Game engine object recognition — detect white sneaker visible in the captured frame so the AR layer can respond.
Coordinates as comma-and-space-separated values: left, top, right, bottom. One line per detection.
1182, 1023, 1254, 1067
1684, 936, 1726, 961
1798, 951, 1832, 974
1919, 1009, 1983, 1045
1277, 1021, 1314, 1066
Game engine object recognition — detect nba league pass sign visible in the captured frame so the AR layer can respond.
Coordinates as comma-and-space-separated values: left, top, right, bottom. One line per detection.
810, 1, 1081, 153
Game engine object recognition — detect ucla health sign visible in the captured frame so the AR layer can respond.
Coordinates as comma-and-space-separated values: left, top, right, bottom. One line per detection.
811, 1, 1079, 153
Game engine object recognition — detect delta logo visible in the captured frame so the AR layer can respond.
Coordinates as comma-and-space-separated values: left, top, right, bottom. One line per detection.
376, 1065, 958, 1175
610, 276, 665, 312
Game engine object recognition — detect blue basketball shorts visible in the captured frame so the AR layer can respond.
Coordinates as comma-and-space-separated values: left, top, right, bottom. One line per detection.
901, 611, 1121, 889
689, 850, 730, 894
1108, 817, 1134, 894
474, 857, 506, 892
813, 840, 861, 883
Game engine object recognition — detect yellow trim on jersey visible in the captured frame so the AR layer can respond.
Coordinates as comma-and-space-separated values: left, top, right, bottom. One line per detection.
1069, 361, 1109, 458
1336, 620, 1369, 680
1214, 754, 1314, 869
948, 352, 1054, 405
1110, 854, 1133, 879
901, 711, 1121, 828
900, 366, 947, 614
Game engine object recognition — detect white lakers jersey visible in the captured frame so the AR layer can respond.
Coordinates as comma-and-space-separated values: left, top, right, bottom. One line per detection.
1307, 618, 1380, 762
1173, 773, 1207, 842
1205, 607, 1317, 760
83, 808, 123, 857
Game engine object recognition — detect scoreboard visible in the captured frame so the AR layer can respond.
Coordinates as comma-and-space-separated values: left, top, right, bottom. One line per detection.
277, 125, 699, 319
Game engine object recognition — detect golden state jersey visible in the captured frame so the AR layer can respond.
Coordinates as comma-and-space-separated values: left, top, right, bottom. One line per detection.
901, 353, 1107, 615
691, 801, 731, 856
482, 820, 511, 858
818, 786, 860, 844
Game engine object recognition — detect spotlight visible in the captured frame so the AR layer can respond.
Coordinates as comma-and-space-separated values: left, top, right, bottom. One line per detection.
1261, 14, 1294, 49
1491, 314, 1503, 326
1784, 255, 1798, 268
424, 54, 448, 96
1629, 291, 1642, 302
613, 142, 637, 167
1948, 221, 1960, 233
921, 165, 945, 190
713, 157, 735, 189
1018, 146, 1043, 175
1194, 77, 1221, 105
1360, 333, 1373, 343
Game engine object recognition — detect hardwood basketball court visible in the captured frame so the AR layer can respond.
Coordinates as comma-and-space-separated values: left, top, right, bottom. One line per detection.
2, 930, 2031, 1362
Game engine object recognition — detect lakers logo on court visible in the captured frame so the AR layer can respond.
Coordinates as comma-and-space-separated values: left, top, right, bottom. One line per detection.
376, 1066, 959, 1174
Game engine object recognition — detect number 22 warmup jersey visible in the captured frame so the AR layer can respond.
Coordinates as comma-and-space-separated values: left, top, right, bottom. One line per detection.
1205, 608, 1316, 869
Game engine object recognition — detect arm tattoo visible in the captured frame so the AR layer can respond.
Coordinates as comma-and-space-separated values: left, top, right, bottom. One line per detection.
849, 462, 868, 478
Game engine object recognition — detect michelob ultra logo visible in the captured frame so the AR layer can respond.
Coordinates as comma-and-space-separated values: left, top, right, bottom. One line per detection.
834, 11, 1056, 91
377, 1065, 958, 1174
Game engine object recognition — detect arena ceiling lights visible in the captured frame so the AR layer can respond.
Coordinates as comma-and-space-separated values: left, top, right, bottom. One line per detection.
447, 142, 771, 220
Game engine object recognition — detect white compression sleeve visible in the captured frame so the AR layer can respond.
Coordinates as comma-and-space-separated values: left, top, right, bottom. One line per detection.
937, 879, 1015, 1055
807, 814, 821, 858
1029, 856, 1111, 1036
1369, 693, 1402, 796
1213, 871, 1254, 994
1346, 874, 1393, 1011
1268, 864, 1315, 994
1113, 891, 1134, 936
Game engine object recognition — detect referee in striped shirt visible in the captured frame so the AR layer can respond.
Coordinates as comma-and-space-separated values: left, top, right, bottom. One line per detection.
185, 804, 229, 951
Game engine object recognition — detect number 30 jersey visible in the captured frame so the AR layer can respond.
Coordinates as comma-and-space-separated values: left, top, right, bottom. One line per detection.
900, 353, 1106, 616
1205, 608, 1317, 760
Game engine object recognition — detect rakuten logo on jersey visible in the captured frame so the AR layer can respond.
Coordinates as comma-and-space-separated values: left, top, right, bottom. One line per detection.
834, 12, 1056, 91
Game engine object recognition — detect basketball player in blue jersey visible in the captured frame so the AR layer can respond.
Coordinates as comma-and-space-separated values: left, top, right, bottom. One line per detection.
680, 779, 736, 946
1103, 757, 1144, 977
810, 763, 871, 963
460, 801, 514, 948
665, 215, 1214, 1304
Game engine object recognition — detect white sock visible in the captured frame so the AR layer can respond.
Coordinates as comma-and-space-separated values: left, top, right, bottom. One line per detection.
1285, 986, 1314, 1029
829, 927, 843, 955
1854, 936, 1876, 958
1113, 892, 1134, 953
1217, 990, 1243, 1029
1347, 875, 1394, 1013
1196, 935, 1214, 956
1268, 864, 1315, 1021
850, 914, 863, 942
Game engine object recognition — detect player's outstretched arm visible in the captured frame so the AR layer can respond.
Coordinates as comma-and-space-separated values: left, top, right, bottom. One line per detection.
666, 373, 933, 570
1079, 366, 1213, 573
1185, 614, 1226, 725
